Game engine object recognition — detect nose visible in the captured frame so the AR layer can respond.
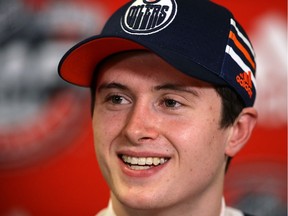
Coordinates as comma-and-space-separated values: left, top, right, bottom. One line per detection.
123, 102, 160, 144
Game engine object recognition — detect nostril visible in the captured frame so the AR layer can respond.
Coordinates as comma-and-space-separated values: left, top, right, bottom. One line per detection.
138, 136, 152, 141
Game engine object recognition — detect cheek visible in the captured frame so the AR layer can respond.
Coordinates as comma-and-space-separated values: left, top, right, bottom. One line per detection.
164, 110, 226, 169
92, 106, 131, 162
92, 110, 125, 176
92, 110, 123, 148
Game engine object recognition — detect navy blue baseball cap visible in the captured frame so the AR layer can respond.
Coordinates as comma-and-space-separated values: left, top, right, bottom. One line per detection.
58, 0, 256, 107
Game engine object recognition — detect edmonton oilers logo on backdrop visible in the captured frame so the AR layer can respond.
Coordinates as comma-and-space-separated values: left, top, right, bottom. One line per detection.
121, 0, 177, 35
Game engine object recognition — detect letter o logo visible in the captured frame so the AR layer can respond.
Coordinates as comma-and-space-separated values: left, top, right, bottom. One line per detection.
121, 0, 177, 35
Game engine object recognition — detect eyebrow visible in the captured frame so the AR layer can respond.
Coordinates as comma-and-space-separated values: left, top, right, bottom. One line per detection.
97, 82, 129, 92
154, 83, 200, 97
97, 82, 200, 97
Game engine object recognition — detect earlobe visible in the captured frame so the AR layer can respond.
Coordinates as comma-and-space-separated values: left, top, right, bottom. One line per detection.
225, 107, 258, 157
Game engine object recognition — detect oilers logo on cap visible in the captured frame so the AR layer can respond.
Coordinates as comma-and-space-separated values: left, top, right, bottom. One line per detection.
121, 0, 177, 35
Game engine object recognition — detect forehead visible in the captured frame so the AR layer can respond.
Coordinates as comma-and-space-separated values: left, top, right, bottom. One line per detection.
95, 51, 213, 88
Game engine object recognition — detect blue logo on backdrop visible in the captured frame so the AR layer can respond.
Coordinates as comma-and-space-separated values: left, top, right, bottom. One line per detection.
121, 0, 177, 35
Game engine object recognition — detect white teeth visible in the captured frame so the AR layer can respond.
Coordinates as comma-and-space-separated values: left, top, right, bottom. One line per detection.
138, 157, 146, 165
121, 155, 168, 167
146, 157, 153, 165
130, 165, 151, 170
153, 157, 160, 165
131, 157, 138, 165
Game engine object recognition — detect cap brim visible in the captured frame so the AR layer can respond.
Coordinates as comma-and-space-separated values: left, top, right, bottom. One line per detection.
58, 36, 146, 87
58, 35, 227, 87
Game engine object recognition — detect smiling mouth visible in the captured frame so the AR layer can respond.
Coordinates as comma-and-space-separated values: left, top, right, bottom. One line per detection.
120, 155, 169, 170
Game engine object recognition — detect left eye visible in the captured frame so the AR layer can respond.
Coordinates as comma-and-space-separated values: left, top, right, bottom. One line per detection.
108, 95, 130, 105
163, 98, 181, 108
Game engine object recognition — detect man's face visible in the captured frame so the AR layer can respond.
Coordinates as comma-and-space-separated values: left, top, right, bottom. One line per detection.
92, 51, 232, 212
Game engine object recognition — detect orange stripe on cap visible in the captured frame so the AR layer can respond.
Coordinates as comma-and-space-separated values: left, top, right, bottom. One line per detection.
229, 31, 256, 70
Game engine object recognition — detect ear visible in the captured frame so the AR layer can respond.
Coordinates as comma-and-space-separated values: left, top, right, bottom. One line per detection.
225, 107, 258, 157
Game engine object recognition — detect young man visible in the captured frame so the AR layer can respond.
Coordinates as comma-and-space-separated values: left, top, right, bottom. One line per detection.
58, 0, 258, 215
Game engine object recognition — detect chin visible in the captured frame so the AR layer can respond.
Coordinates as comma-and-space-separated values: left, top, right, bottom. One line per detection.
116, 190, 178, 213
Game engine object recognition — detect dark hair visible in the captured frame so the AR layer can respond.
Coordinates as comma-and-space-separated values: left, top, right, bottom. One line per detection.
214, 86, 245, 172
215, 86, 245, 129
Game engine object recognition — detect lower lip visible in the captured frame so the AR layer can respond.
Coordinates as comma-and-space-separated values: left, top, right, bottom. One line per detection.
119, 158, 169, 178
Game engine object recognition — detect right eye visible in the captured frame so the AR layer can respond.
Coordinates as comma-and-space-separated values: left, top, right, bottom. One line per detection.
106, 94, 130, 105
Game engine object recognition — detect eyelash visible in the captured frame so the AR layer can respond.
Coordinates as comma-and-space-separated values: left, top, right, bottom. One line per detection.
159, 97, 182, 109
105, 94, 130, 105
104, 94, 183, 110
